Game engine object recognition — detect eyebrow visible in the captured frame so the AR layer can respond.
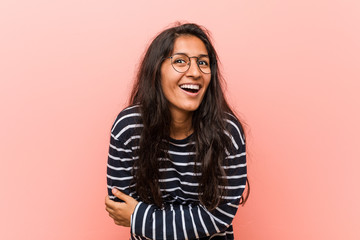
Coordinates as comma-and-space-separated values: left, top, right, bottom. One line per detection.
173, 52, 209, 58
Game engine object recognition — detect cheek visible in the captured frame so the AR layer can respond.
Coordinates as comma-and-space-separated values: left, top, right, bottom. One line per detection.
204, 77, 211, 90
160, 76, 175, 99
161, 65, 171, 84
161, 70, 181, 91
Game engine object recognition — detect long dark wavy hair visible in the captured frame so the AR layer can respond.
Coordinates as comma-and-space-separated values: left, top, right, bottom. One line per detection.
129, 23, 249, 210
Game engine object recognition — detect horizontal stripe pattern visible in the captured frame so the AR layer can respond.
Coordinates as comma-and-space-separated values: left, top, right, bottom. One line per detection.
107, 105, 246, 240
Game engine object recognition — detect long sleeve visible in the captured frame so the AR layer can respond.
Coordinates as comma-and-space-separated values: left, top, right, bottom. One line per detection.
106, 133, 134, 200
130, 158, 246, 239
130, 115, 247, 240
107, 107, 247, 240
107, 105, 142, 201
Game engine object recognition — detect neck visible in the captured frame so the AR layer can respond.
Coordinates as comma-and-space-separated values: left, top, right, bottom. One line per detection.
169, 108, 193, 140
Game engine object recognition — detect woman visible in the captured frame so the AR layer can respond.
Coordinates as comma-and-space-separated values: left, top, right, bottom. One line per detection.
105, 23, 249, 240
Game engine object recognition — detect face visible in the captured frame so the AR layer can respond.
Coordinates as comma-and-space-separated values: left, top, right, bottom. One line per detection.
160, 35, 211, 118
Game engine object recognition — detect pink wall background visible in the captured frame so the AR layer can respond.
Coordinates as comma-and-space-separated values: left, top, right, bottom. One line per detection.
1, 0, 359, 239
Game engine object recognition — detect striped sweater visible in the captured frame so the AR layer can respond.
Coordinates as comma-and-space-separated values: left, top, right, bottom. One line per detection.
107, 105, 247, 240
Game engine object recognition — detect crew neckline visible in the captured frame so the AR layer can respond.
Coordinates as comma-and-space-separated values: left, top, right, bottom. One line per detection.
169, 133, 194, 144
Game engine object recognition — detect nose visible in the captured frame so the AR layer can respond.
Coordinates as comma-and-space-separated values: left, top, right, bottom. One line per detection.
186, 57, 201, 78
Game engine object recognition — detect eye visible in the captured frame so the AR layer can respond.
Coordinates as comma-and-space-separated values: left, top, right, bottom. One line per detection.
174, 58, 186, 64
198, 59, 209, 66
172, 55, 189, 66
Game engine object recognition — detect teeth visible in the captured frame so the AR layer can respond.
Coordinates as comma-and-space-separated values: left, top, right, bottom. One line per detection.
180, 84, 200, 90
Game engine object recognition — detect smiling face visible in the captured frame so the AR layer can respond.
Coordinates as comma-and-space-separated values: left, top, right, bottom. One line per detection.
160, 35, 211, 119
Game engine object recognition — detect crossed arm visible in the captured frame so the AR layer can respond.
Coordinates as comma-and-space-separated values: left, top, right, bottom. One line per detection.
105, 185, 244, 239
105, 114, 246, 239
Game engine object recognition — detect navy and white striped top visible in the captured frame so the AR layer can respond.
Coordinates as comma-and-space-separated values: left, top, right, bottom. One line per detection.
107, 105, 247, 240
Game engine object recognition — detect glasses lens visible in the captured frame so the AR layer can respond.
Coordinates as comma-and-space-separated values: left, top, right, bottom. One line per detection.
171, 54, 190, 73
197, 56, 211, 74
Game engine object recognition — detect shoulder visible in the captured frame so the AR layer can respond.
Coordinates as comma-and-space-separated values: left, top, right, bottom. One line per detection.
110, 104, 143, 141
223, 112, 246, 150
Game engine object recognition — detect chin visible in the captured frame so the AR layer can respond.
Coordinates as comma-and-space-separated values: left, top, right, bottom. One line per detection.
169, 101, 203, 115
182, 104, 201, 112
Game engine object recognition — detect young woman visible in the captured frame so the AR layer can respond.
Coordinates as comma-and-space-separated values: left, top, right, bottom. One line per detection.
105, 23, 249, 240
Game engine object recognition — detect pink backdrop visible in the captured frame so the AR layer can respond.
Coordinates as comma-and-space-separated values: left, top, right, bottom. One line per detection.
1, 0, 359, 239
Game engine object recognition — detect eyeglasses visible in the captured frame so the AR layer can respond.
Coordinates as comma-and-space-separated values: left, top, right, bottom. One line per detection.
167, 53, 211, 74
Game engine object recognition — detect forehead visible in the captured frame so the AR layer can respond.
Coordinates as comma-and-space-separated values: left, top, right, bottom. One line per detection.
172, 35, 208, 56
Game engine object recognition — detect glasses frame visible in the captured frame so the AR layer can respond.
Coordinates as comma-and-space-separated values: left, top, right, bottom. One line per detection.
167, 53, 211, 74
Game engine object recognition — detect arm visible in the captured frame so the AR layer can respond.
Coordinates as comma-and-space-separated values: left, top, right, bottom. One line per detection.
131, 165, 246, 239
106, 128, 139, 227
106, 132, 135, 200
106, 111, 246, 239
130, 128, 247, 239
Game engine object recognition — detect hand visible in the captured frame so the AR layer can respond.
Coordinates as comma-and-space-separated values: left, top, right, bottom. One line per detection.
105, 188, 139, 227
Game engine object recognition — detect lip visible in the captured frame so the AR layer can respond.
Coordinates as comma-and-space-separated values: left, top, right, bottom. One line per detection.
178, 84, 202, 97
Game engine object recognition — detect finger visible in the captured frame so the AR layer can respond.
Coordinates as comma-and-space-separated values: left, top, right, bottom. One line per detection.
105, 205, 114, 214
114, 219, 129, 227
105, 195, 123, 208
105, 200, 118, 213
105, 195, 111, 205
105, 202, 123, 212
105, 196, 115, 208
112, 188, 129, 202
109, 212, 115, 219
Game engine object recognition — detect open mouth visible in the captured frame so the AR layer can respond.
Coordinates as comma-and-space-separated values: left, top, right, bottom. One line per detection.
179, 84, 200, 93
